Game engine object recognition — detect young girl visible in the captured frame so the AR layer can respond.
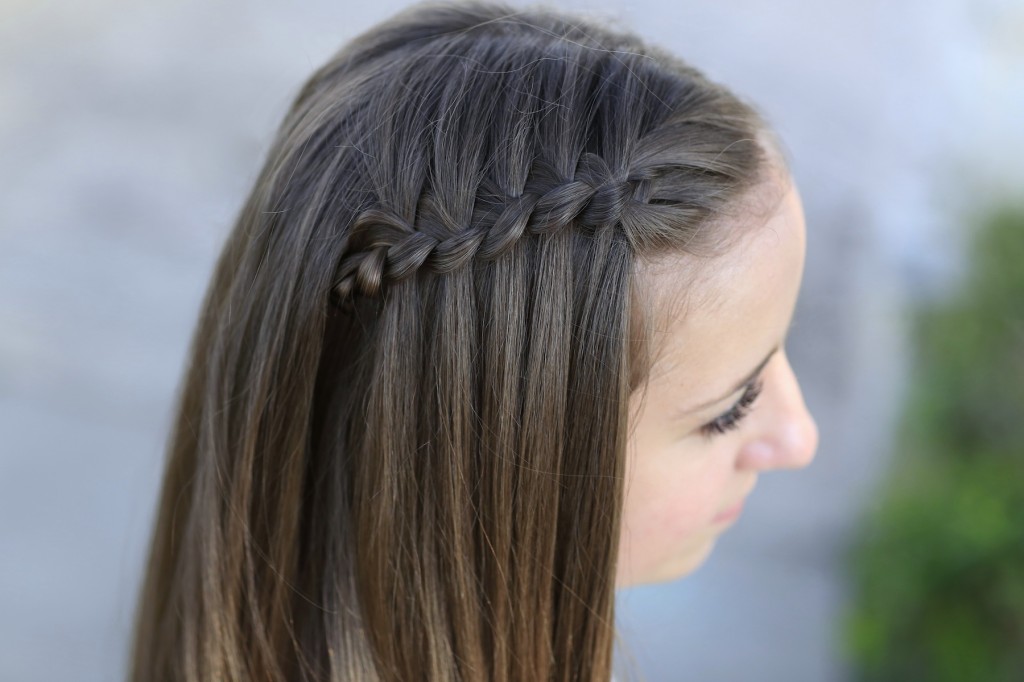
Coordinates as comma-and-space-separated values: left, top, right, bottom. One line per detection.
129, 2, 818, 680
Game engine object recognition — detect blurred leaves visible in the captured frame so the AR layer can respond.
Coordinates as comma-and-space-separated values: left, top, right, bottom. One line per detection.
843, 203, 1024, 682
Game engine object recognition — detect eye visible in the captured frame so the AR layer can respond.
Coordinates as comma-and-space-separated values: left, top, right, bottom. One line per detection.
699, 378, 764, 439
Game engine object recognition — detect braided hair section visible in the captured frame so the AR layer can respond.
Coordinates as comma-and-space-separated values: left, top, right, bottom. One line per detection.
331, 152, 653, 309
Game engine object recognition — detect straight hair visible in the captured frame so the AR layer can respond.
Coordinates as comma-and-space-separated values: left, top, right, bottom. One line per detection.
129, 3, 775, 680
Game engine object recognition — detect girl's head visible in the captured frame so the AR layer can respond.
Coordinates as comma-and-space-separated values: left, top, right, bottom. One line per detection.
131, 3, 817, 680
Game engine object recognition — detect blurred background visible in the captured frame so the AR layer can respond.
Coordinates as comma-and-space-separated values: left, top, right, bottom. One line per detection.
1, 0, 1021, 680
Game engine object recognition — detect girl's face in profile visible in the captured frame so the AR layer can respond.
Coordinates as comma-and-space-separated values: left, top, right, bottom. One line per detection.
616, 175, 819, 588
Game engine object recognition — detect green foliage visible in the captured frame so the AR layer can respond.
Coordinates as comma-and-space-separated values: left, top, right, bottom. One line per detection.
842, 204, 1024, 682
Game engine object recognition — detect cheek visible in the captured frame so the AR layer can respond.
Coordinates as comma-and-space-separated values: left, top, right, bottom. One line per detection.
625, 482, 715, 548
620, 449, 730, 549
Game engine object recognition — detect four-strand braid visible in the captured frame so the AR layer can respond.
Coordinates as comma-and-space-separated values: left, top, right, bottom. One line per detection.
331, 151, 652, 309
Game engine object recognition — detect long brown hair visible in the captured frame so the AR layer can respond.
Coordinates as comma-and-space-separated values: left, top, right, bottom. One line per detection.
129, 3, 775, 680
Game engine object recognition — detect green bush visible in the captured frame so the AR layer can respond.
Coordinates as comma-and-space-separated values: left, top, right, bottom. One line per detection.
842, 204, 1024, 682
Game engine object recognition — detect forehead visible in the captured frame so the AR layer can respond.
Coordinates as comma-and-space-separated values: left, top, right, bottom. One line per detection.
635, 177, 805, 401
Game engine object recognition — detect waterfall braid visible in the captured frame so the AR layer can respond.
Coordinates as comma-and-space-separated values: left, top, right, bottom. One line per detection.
129, 3, 777, 681
331, 148, 732, 309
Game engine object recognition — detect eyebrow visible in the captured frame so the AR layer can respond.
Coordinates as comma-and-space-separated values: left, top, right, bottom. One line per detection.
675, 345, 780, 417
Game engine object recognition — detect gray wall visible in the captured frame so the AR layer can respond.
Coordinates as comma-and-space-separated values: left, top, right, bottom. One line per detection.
1, 1, 1020, 680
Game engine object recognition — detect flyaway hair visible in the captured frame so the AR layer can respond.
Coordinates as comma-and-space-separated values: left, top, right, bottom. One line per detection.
128, 3, 774, 680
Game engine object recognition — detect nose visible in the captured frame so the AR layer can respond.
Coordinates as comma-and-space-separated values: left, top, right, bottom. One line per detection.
738, 352, 819, 471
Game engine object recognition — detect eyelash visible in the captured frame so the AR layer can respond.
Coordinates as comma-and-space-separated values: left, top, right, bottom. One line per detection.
699, 378, 764, 439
